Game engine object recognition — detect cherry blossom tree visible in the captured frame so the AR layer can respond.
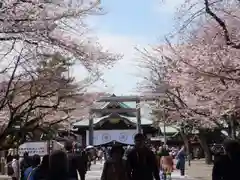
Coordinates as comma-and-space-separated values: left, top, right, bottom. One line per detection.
140, 1, 240, 163
0, 0, 119, 148
0, 0, 118, 70
172, 0, 240, 131
139, 0, 240, 165
176, 0, 240, 49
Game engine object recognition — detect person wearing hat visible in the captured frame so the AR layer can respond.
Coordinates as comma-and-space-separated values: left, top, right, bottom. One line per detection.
101, 144, 128, 180
64, 141, 87, 180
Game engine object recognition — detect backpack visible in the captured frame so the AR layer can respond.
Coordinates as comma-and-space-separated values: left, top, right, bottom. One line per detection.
7, 163, 14, 176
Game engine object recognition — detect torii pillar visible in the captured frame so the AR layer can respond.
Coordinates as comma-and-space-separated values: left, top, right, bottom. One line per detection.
89, 111, 94, 145
136, 99, 141, 133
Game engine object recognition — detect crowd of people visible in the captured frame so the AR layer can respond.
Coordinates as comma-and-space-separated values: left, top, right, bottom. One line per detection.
8, 142, 89, 180
100, 133, 187, 180
6, 133, 240, 180
6, 133, 186, 180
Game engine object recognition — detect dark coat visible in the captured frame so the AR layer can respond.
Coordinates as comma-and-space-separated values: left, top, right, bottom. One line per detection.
66, 152, 86, 179
126, 147, 160, 180
101, 159, 128, 180
33, 166, 49, 180
176, 150, 186, 170
212, 154, 240, 180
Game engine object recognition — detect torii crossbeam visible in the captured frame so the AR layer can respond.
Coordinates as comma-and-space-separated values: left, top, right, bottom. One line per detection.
88, 95, 162, 145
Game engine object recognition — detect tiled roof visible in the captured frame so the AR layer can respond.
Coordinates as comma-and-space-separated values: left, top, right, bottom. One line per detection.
72, 114, 153, 127
72, 94, 155, 127
159, 123, 179, 134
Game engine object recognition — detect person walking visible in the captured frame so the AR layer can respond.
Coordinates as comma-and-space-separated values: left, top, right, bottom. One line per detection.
176, 145, 186, 177
160, 155, 173, 180
65, 141, 87, 180
212, 139, 240, 180
33, 154, 49, 180
98, 148, 104, 164
80, 150, 88, 173
101, 145, 128, 180
86, 150, 92, 171
49, 150, 68, 180
20, 152, 31, 180
23, 154, 41, 180
126, 133, 160, 180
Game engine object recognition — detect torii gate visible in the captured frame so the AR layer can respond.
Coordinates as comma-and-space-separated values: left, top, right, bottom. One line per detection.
88, 95, 160, 145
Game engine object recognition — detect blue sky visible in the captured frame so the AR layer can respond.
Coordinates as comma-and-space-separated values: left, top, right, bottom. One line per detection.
73, 0, 184, 95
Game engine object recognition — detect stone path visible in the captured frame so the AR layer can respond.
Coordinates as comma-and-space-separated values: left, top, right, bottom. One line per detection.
86, 162, 196, 180
86, 161, 104, 180
185, 159, 212, 180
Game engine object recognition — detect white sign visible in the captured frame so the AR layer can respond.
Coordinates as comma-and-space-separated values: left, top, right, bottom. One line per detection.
18, 142, 48, 157
86, 130, 137, 146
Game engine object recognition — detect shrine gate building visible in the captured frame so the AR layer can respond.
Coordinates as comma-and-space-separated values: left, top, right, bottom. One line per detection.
72, 94, 157, 147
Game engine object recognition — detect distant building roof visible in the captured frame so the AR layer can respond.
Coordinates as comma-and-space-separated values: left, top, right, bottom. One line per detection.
72, 94, 155, 128
159, 124, 179, 134
72, 114, 153, 127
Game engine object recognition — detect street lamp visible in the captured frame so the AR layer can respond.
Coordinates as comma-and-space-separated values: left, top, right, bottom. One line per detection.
162, 108, 167, 146
13, 124, 22, 148
155, 100, 167, 146
13, 120, 22, 180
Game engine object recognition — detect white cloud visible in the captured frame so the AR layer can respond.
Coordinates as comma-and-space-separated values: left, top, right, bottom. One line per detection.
71, 0, 184, 95
96, 33, 147, 95
71, 33, 148, 95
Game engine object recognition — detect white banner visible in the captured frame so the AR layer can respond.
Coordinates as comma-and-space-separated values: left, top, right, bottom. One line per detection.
18, 142, 48, 157
86, 130, 137, 146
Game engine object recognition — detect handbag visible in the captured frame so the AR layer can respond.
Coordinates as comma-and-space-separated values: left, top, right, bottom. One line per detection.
176, 160, 180, 170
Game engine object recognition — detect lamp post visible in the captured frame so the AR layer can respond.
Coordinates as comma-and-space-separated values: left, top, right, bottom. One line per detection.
13, 120, 22, 180
89, 111, 94, 146
156, 99, 167, 146
136, 99, 141, 133
13, 123, 21, 154
163, 108, 167, 146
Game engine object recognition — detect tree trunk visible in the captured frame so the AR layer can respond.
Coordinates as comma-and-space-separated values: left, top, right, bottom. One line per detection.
230, 116, 236, 139
180, 130, 191, 166
180, 130, 190, 154
32, 129, 43, 141
198, 129, 212, 164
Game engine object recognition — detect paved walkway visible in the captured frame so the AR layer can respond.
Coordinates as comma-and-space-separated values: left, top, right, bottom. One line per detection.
86, 162, 104, 180
185, 159, 212, 180
86, 162, 196, 180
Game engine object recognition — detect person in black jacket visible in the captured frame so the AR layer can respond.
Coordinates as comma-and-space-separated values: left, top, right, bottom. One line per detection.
20, 152, 31, 180
49, 150, 68, 180
65, 141, 87, 180
101, 144, 128, 180
212, 139, 240, 180
33, 154, 49, 180
126, 133, 160, 180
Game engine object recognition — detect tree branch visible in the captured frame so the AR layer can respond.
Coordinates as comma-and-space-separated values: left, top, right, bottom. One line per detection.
204, 0, 240, 49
